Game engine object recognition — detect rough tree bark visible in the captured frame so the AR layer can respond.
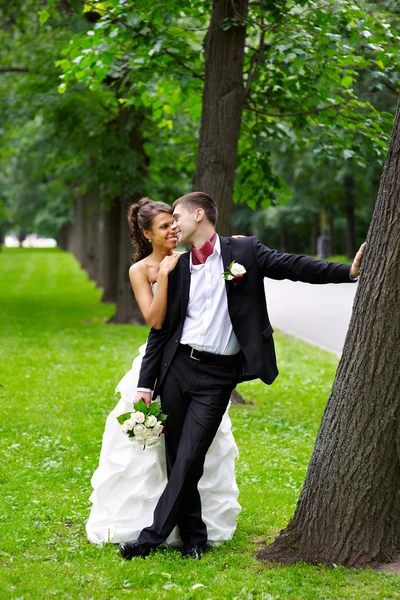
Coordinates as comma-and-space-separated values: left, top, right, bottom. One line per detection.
57, 224, 70, 251
82, 194, 99, 283
194, 0, 248, 235
258, 99, 400, 568
68, 195, 87, 265
99, 201, 120, 303
109, 105, 148, 324
109, 198, 144, 324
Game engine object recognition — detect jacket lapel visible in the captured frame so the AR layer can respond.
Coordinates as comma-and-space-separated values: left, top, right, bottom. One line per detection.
220, 236, 232, 296
179, 251, 190, 321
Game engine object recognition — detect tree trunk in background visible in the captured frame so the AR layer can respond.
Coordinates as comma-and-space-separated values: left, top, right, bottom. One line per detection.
0, 230, 4, 250
68, 195, 87, 266
67, 203, 77, 255
345, 172, 356, 259
194, 0, 248, 235
258, 99, 400, 568
57, 224, 70, 251
328, 215, 335, 255
110, 105, 148, 324
109, 198, 144, 324
96, 206, 105, 290
82, 195, 99, 283
17, 231, 26, 244
279, 221, 288, 253
310, 212, 318, 255
100, 201, 120, 303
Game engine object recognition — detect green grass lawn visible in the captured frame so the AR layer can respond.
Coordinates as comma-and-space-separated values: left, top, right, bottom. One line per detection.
0, 248, 398, 600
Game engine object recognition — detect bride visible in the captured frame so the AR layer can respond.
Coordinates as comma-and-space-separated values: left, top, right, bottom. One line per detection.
86, 197, 241, 547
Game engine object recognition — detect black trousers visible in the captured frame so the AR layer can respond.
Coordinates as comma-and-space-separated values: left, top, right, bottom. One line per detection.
137, 345, 239, 548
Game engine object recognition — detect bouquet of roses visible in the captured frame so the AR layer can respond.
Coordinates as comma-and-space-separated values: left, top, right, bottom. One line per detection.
117, 399, 167, 449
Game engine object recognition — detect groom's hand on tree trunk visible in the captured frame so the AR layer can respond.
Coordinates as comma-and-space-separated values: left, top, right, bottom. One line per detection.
134, 391, 152, 407
350, 242, 366, 279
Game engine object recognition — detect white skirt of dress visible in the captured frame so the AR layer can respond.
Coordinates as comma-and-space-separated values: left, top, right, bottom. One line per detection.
86, 344, 241, 546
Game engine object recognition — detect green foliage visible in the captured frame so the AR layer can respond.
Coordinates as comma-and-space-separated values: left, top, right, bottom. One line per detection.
1, 0, 399, 248
1, 247, 400, 598
57, 0, 400, 209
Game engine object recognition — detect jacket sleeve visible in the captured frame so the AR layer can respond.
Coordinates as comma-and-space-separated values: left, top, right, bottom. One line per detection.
137, 323, 169, 390
252, 238, 353, 284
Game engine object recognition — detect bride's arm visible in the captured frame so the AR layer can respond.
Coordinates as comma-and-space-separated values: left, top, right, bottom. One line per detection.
129, 254, 179, 329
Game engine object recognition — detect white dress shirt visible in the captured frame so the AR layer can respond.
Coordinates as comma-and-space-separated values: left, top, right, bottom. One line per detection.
137, 236, 239, 394
180, 235, 239, 355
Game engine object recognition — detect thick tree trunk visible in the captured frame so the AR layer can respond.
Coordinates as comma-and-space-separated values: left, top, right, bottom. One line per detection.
57, 224, 70, 251
194, 0, 248, 235
100, 201, 120, 303
69, 195, 87, 266
109, 199, 144, 324
82, 195, 99, 283
110, 105, 148, 324
345, 172, 356, 259
258, 100, 400, 568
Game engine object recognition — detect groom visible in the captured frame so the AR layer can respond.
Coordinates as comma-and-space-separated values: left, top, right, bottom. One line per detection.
120, 191, 363, 560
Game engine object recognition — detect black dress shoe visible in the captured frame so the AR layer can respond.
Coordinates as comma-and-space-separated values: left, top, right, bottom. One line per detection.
119, 540, 150, 559
182, 544, 203, 560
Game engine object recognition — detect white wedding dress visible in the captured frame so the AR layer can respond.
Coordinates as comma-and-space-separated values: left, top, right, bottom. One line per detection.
86, 288, 241, 546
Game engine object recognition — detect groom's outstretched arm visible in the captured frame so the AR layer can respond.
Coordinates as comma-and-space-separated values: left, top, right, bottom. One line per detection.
252, 237, 359, 284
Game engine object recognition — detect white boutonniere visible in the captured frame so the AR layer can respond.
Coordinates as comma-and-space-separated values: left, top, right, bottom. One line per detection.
222, 261, 247, 286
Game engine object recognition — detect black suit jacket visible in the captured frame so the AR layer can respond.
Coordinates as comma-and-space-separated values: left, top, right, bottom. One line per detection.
138, 236, 353, 396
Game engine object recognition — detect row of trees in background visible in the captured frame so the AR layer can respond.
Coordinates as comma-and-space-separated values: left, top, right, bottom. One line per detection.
0, 0, 399, 322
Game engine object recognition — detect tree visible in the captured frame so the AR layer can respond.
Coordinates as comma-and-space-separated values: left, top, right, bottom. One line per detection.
258, 97, 400, 568
194, 0, 248, 234
57, 1, 400, 234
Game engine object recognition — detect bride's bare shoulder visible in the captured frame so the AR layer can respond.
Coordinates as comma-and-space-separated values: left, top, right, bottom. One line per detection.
129, 259, 150, 282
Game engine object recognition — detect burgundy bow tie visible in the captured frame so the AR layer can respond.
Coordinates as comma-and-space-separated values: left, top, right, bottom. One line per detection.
191, 233, 217, 265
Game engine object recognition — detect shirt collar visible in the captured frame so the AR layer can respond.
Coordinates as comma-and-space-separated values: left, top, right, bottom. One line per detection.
189, 234, 220, 270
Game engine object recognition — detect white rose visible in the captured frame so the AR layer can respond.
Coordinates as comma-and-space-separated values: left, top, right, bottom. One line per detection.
143, 428, 155, 441
134, 435, 145, 444
230, 262, 246, 276
145, 415, 158, 428
133, 411, 145, 424
145, 436, 160, 447
133, 424, 146, 436
122, 418, 135, 433
153, 423, 164, 436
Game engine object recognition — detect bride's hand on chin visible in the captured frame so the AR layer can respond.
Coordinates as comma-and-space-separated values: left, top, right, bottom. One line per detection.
134, 391, 152, 407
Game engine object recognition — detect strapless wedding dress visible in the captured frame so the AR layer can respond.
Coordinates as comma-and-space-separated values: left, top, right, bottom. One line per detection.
86, 286, 241, 546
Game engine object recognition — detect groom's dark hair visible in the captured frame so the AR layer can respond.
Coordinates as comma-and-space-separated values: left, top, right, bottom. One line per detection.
173, 192, 218, 226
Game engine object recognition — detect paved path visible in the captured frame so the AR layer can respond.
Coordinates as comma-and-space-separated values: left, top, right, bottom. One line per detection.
264, 279, 358, 356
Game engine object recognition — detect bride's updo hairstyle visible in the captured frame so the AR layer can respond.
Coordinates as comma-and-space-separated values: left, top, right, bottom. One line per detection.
127, 197, 173, 263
